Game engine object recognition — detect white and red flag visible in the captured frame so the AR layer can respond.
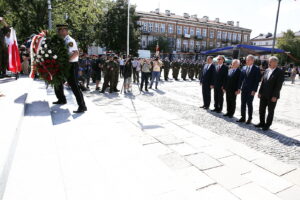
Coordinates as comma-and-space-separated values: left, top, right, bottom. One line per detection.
7, 28, 21, 73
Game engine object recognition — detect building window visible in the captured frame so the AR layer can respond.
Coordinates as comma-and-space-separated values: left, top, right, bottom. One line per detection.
183, 40, 188, 51
233, 33, 237, 41
217, 31, 221, 39
149, 23, 153, 32
190, 40, 194, 50
244, 35, 248, 43
143, 22, 148, 31
160, 24, 165, 33
196, 28, 201, 36
202, 41, 207, 48
155, 23, 159, 32
190, 28, 195, 36
228, 32, 232, 41
176, 38, 181, 49
168, 24, 173, 34
202, 29, 207, 37
177, 26, 182, 34
196, 41, 201, 51
209, 42, 214, 47
237, 34, 241, 41
142, 40, 146, 48
222, 31, 227, 40
184, 27, 189, 35
210, 30, 214, 39
217, 42, 221, 47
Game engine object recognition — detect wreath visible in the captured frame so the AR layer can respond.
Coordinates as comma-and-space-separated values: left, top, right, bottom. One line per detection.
30, 31, 70, 86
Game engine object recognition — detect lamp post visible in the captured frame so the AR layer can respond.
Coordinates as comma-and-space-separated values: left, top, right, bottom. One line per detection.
47, 0, 52, 30
271, 0, 282, 55
127, 0, 130, 56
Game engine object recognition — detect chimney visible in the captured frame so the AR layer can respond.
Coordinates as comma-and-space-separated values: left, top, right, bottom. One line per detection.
165, 10, 171, 16
155, 8, 159, 14
215, 18, 219, 23
203, 16, 209, 22
184, 13, 190, 18
236, 21, 240, 27
191, 14, 198, 19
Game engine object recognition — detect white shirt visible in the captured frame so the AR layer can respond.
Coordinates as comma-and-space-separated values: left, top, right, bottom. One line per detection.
119, 59, 125, 65
64, 35, 78, 62
205, 63, 212, 70
267, 68, 276, 80
246, 65, 253, 75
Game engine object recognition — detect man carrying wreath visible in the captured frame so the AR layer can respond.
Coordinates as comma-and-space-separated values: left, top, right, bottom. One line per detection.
54, 24, 87, 113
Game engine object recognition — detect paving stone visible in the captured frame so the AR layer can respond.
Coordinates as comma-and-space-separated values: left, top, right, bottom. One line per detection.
139, 134, 159, 145
143, 143, 173, 156
184, 137, 212, 149
195, 184, 240, 200
219, 155, 255, 175
185, 153, 223, 171
232, 183, 282, 200
154, 134, 184, 145
200, 146, 234, 159
174, 166, 216, 190
276, 185, 300, 200
282, 168, 300, 187
169, 119, 192, 127
159, 152, 191, 170
168, 143, 199, 156
205, 166, 251, 189
242, 167, 293, 193
253, 156, 297, 176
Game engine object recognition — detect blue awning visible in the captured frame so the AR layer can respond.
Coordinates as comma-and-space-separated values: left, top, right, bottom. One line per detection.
201, 44, 285, 56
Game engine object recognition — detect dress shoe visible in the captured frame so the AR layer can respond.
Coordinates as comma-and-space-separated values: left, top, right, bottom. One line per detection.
73, 106, 87, 113
99, 90, 105, 93
223, 113, 229, 117
237, 118, 246, 123
246, 119, 252, 124
262, 126, 270, 131
95, 87, 100, 91
114, 89, 120, 92
211, 109, 218, 112
200, 105, 206, 108
145, 89, 148, 92
53, 100, 66, 105
254, 123, 265, 128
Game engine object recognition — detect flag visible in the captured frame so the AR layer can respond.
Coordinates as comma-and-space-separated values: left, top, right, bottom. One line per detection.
8, 28, 21, 73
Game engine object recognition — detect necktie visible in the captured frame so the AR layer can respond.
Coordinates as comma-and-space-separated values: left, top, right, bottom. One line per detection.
246, 67, 250, 75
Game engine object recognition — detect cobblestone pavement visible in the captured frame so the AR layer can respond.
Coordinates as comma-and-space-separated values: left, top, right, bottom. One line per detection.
85, 75, 300, 167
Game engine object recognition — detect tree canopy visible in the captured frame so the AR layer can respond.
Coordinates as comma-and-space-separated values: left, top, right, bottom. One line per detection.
277, 30, 300, 65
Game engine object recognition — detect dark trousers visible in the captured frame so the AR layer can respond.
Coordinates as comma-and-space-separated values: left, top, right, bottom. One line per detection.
120, 65, 124, 77
202, 84, 211, 108
133, 68, 139, 83
140, 72, 151, 90
226, 90, 237, 116
54, 62, 86, 108
214, 87, 224, 111
164, 68, 170, 80
259, 96, 277, 127
241, 91, 254, 120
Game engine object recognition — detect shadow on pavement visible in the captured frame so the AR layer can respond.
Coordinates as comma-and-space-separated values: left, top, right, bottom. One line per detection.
25, 101, 50, 117
51, 107, 72, 125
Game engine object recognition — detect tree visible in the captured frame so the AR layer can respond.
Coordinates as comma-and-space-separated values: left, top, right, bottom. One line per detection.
277, 30, 300, 65
98, 0, 140, 56
146, 37, 172, 54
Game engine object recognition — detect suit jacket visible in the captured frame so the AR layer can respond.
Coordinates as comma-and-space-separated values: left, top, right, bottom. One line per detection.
259, 67, 284, 99
214, 64, 228, 89
238, 65, 261, 92
225, 68, 241, 92
200, 63, 215, 86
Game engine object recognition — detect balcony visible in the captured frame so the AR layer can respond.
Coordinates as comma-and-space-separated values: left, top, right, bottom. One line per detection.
195, 35, 203, 40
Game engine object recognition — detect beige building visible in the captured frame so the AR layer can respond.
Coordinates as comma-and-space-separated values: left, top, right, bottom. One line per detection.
136, 9, 252, 54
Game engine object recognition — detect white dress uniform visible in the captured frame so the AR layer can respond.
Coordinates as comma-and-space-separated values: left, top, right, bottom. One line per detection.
64, 35, 79, 62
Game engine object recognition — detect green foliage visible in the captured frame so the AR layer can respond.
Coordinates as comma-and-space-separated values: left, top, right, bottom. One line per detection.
277, 30, 300, 65
146, 36, 172, 53
98, 0, 140, 56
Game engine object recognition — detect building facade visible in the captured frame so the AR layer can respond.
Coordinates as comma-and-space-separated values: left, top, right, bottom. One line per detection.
136, 9, 252, 55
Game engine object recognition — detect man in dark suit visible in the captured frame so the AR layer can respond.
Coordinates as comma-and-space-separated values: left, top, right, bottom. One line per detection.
223, 59, 241, 118
237, 55, 261, 124
200, 56, 215, 109
255, 56, 284, 131
212, 55, 228, 113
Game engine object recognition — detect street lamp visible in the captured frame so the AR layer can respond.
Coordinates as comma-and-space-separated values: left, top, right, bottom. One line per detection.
127, 0, 130, 56
47, 0, 52, 30
271, 0, 282, 55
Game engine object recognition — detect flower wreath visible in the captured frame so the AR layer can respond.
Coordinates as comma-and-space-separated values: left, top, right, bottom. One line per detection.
30, 31, 70, 86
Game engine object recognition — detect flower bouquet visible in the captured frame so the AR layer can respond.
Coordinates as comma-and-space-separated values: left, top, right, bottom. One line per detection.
30, 31, 70, 86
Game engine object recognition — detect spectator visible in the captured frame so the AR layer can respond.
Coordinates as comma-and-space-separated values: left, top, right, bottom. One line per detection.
0, 17, 10, 78
140, 58, 152, 92
291, 66, 297, 84
149, 57, 163, 90
123, 57, 133, 93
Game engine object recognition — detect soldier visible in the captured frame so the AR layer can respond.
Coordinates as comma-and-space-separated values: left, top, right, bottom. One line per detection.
188, 60, 195, 81
172, 59, 180, 81
112, 56, 120, 92
194, 61, 200, 79
163, 57, 171, 81
100, 55, 116, 93
53, 24, 87, 113
181, 60, 188, 81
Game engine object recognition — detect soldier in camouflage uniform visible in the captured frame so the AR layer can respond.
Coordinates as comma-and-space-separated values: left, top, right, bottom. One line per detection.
181, 60, 188, 81
100, 55, 118, 93
163, 57, 171, 81
112, 56, 120, 92
171, 59, 181, 81
188, 60, 195, 81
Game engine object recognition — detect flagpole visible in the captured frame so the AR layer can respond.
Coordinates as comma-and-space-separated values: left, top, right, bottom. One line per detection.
127, 0, 130, 56
47, 0, 52, 30
271, 0, 282, 55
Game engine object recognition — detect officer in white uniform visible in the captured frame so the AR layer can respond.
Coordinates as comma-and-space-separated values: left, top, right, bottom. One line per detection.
53, 24, 87, 113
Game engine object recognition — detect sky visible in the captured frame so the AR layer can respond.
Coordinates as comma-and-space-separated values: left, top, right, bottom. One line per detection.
130, 0, 300, 38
